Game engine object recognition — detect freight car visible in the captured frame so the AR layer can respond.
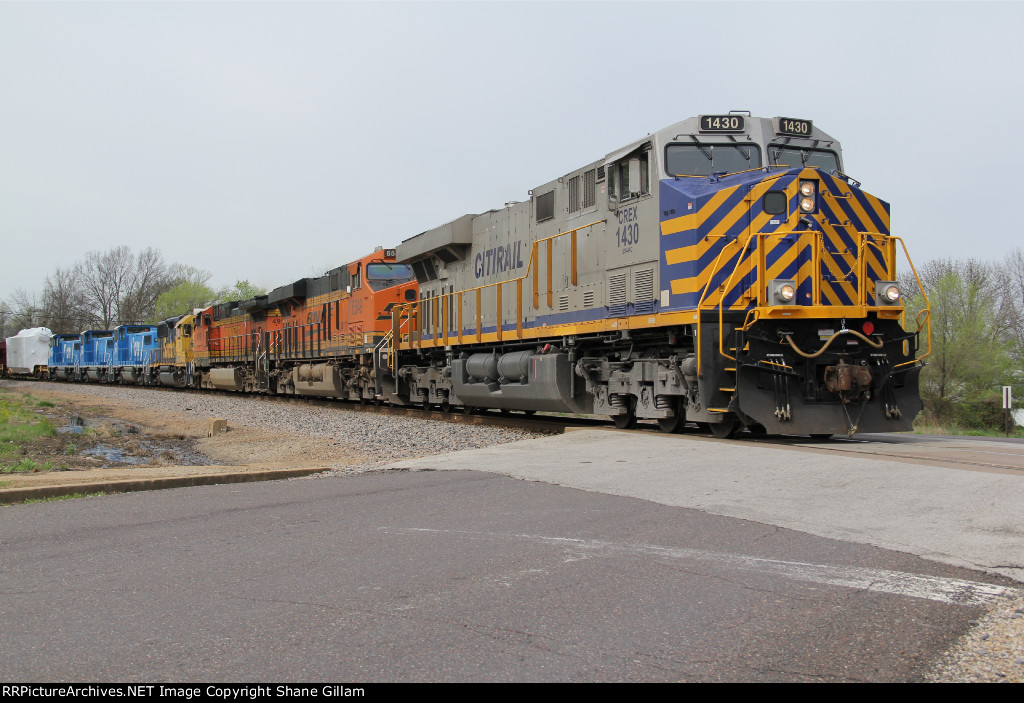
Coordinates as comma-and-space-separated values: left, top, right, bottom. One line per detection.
383, 113, 930, 437
4, 327, 52, 378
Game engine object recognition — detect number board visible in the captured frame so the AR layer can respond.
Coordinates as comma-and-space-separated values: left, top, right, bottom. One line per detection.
699, 115, 745, 133
384, 249, 397, 259
777, 117, 813, 137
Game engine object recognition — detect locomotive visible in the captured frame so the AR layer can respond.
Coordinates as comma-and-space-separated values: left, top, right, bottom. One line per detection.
384, 113, 930, 437
42, 248, 418, 404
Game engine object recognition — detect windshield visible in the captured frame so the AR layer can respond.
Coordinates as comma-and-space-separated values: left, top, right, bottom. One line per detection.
365, 263, 415, 289
665, 143, 762, 177
768, 145, 840, 172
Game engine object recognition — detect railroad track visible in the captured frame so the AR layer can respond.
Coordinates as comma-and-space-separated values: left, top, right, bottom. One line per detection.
10, 379, 1024, 473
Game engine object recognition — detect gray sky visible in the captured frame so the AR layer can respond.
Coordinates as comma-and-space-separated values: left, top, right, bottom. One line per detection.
2, 0, 1022, 304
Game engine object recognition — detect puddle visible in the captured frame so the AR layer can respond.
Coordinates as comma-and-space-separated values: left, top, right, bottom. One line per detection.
81, 444, 141, 465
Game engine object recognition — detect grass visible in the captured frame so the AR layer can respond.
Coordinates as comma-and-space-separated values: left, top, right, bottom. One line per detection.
913, 419, 1024, 438
0, 391, 58, 472
22, 491, 108, 503
1, 458, 56, 473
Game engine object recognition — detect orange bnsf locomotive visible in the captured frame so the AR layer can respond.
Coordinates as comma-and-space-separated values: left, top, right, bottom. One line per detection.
382, 113, 931, 437
188, 248, 417, 401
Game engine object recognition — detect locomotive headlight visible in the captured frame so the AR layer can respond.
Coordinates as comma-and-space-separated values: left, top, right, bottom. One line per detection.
799, 180, 818, 213
770, 279, 798, 305
875, 280, 901, 305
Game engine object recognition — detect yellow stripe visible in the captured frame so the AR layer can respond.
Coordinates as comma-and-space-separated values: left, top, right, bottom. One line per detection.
660, 212, 699, 235
660, 187, 737, 236
665, 236, 720, 266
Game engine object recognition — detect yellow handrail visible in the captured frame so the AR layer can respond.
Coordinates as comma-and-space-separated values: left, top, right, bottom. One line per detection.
392, 220, 602, 349
694, 228, 932, 377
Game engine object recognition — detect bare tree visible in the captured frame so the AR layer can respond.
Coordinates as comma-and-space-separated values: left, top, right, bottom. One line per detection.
0, 298, 11, 338
117, 247, 174, 323
41, 266, 89, 334
76, 247, 129, 329
6, 288, 44, 332
76, 246, 174, 326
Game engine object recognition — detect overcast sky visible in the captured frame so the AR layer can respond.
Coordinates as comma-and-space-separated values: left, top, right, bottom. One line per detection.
2, 0, 1022, 305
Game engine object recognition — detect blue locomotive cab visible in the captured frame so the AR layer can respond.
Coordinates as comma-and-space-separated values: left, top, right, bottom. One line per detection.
48, 334, 81, 380
113, 324, 159, 384
79, 330, 115, 382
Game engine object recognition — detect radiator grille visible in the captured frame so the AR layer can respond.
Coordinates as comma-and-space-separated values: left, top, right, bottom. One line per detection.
608, 272, 628, 317
634, 268, 655, 314
568, 176, 580, 214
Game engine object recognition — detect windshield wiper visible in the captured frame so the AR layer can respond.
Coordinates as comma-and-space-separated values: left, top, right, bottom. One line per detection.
727, 136, 751, 163
690, 135, 713, 162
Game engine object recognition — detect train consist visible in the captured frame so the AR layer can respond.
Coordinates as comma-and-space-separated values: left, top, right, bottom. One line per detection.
6, 113, 930, 438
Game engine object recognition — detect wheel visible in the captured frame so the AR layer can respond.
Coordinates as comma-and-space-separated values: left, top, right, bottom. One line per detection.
460, 405, 475, 415
709, 420, 741, 439
611, 404, 638, 429
657, 399, 685, 434
521, 409, 537, 416
440, 401, 452, 413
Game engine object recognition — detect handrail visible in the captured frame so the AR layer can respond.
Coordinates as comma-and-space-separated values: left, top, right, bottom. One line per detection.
392, 220, 603, 349
890, 235, 932, 366
694, 228, 932, 377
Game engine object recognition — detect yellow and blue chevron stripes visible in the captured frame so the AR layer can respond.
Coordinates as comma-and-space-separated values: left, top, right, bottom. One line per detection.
659, 167, 892, 313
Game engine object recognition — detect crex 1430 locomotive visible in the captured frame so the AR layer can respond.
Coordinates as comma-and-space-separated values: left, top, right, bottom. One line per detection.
384, 112, 930, 437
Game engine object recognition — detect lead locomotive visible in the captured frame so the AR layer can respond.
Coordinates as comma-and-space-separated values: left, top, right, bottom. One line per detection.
387, 113, 929, 437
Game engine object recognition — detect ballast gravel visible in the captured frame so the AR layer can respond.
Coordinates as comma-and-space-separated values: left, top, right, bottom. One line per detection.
13, 381, 549, 471
6, 379, 1022, 682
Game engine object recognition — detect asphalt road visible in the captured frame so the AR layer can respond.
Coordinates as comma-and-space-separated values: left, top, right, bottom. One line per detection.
0, 469, 1014, 682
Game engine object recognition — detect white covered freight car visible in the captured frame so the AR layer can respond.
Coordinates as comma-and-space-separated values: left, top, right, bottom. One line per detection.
5, 327, 52, 376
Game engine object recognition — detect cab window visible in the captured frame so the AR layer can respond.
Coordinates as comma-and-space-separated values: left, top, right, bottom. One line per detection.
608, 152, 650, 204
365, 263, 415, 289
768, 146, 840, 172
665, 143, 761, 176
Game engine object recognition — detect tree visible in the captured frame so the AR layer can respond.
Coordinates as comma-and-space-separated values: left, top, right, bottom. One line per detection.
41, 267, 89, 334
151, 281, 219, 322
6, 288, 43, 332
76, 246, 175, 327
219, 280, 266, 303
904, 258, 1016, 428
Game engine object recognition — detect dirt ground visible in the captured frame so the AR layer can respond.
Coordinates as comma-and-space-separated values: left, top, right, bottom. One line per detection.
0, 384, 367, 492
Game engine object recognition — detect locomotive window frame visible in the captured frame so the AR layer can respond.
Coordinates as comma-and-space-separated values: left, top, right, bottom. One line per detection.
763, 191, 787, 215
535, 190, 555, 222
608, 151, 651, 205
767, 144, 840, 172
664, 143, 762, 177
